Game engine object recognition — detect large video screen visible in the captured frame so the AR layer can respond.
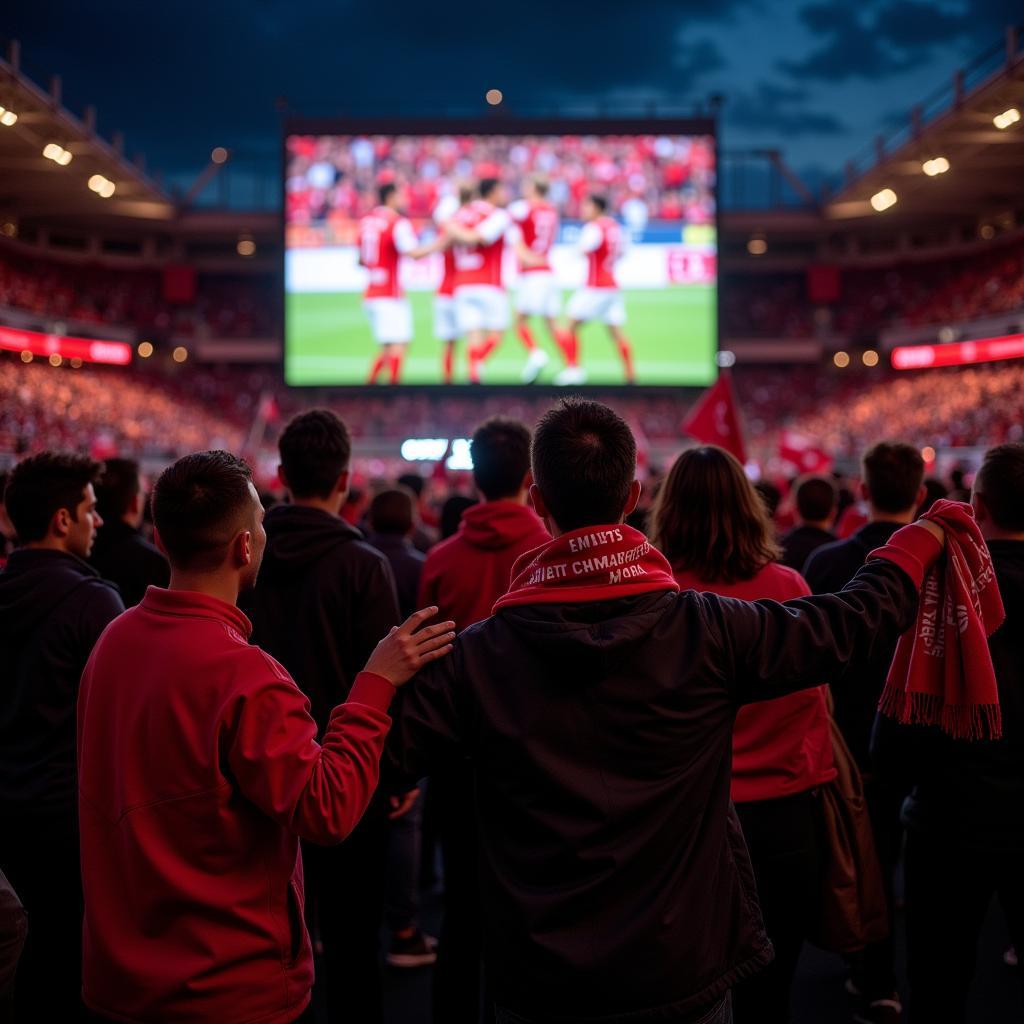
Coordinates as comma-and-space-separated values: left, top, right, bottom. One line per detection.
284, 125, 717, 387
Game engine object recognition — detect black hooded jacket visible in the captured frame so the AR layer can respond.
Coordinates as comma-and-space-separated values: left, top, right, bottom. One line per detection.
89, 519, 169, 608
241, 505, 401, 734
0, 549, 124, 822
387, 556, 920, 1022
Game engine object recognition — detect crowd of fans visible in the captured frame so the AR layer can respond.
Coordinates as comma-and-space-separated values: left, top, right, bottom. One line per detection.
3, 357, 1022, 479
285, 133, 716, 238
723, 235, 1024, 340
1, 400, 1022, 1024
0, 255, 276, 339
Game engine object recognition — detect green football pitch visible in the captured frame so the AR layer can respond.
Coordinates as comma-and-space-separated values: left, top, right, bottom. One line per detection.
285, 286, 716, 387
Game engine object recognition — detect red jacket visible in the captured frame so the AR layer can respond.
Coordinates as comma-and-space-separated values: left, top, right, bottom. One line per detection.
419, 500, 549, 628
77, 587, 395, 1024
674, 563, 836, 803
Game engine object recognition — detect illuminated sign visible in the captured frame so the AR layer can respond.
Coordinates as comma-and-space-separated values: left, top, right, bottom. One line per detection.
891, 333, 1024, 370
0, 324, 133, 365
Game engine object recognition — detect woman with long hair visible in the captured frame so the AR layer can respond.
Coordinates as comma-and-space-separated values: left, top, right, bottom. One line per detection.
651, 445, 835, 1024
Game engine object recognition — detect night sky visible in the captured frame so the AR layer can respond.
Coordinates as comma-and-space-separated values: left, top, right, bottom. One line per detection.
6, 0, 1021, 199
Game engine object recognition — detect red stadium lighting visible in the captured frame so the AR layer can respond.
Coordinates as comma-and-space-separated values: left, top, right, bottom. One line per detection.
891, 333, 1024, 370
0, 324, 132, 366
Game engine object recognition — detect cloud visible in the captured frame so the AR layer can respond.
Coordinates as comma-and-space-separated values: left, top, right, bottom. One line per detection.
726, 81, 847, 135
782, 0, 1019, 81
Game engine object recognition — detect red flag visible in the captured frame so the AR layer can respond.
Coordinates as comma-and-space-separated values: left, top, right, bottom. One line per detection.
682, 372, 747, 463
778, 431, 832, 475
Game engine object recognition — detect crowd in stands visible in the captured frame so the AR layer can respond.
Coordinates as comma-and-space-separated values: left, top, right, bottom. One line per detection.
285, 133, 716, 231
0, 254, 276, 338
1, 398, 1022, 1024
723, 235, 1024, 339
3, 357, 1023, 481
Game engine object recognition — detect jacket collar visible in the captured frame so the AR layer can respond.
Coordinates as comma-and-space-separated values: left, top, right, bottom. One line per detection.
4, 546, 99, 577
140, 586, 252, 639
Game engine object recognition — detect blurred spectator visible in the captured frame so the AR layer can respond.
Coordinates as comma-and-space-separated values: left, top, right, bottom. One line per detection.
780, 475, 837, 572
872, 442, 1024, 1023
803, 441, 926, 1022
90, 457, 170, 606
0, 471, 12, 568
916, 477, 949, 518
242, 410, 401, 1024
0, 452, 124, 1018
652, 446, 835, 1023
368, 488, 426, 620
440, 495, 477, 540
416, 416, 548, 1023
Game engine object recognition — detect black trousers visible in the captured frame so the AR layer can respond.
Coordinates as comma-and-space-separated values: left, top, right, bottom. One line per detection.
301, 796, 390, 1024
905, 830, 1024, 1024
1, 819, 85, 1022
732, 791, 822, 1024
433, 766, 489, 1024
848, 774, 905, 1000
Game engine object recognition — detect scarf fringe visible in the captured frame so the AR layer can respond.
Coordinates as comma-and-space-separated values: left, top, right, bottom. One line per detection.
879, 684, 1003, 741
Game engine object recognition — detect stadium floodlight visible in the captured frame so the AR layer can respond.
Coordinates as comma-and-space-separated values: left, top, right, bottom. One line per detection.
236, 235, 256, 257
137, 341, 154, 359
922, 157, 949, 176
746, 236, 767, 255
88, 174, 116, 198
993, 108, 1021, 130
485, 88, 503, 106
211, 147, 229, 164
43, 142, 73, 166
172, 346, 189, 363
862, 349, 880, 367
0, 106, 17, 126
870, 188, 897, 212
833, 351, 850, 368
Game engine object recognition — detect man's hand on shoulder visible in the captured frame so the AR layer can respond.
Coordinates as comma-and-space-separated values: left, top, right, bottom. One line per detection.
364, 606, 456, 687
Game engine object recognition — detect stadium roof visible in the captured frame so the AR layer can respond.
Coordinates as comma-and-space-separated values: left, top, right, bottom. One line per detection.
0, 40, 174, 228
825, 27, 1024, 228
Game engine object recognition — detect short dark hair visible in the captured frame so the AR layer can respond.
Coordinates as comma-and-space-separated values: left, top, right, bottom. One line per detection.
862, 441, 925, 514
396, 472, 425, 498
479, 177, 500, 200
975, 443, 1024, 532
532, 399, 636, 531
529, 175, 550, 197
96, 457, 142, 521
369, 488, 415, 536
588, 194, 608, 213
5, 452, 102, 543
152, 451, 255, 571
278, 409, 352, 499
470, 417, 532, 501
795, 475, 837, 522
378, 182, 397, 205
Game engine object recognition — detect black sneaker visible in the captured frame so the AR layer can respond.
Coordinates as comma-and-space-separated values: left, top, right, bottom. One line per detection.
386, 930, 438, 968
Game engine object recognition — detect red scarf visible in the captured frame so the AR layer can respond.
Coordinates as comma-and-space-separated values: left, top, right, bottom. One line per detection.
492, 524, 679, 611
878, 499, 1006, 740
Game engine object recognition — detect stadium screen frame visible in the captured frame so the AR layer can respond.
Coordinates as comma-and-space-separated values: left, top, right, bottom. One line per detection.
282, 117, 719, 393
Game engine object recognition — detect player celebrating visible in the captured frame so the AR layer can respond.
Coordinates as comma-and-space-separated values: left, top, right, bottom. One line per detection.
508, 176, 559, 383
555, 195, 635, 386
443, 178, 513, 385
431, 183, 475, 385
358, 182, 425, 386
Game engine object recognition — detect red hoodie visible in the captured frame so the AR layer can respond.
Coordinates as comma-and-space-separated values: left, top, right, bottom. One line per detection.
674, 562, 837, 803
419, 499, 549, 628
77, 587, 395, 1024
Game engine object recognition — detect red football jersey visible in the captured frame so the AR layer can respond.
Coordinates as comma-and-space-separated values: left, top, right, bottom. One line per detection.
438, 248, 457, 297
452, 200, 510, 290
511, 199, 559, 274
358, 206, 416, 299
584, 216, 622, 289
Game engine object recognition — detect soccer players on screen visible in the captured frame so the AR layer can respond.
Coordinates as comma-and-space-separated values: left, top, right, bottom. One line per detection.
431, 185, 473, 385
555, 195, 635, 386
508, 176, 559, 383
443, 178, 514, 385
358, 183, 430, 386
